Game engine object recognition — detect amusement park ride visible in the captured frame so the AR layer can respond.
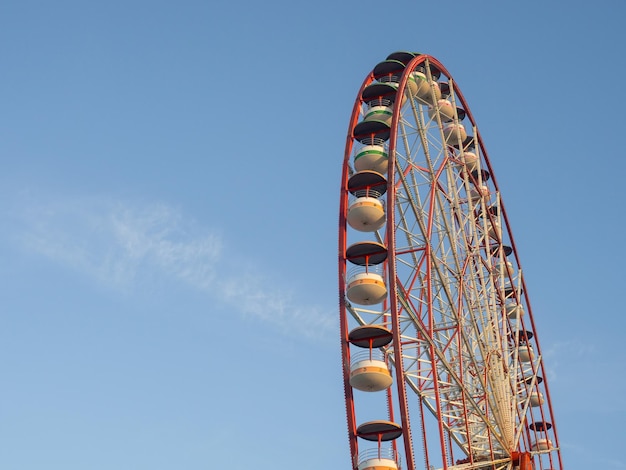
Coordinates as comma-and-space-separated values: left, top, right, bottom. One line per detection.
337, 52, 563, 470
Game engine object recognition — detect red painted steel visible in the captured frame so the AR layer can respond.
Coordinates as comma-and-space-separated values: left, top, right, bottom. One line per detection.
339, 53, 562, 470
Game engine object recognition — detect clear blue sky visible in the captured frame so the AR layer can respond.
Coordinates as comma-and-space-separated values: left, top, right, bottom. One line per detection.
1, 1, 624, 469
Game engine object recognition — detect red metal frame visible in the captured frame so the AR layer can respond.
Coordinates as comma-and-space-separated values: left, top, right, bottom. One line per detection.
338, 54, 562, 470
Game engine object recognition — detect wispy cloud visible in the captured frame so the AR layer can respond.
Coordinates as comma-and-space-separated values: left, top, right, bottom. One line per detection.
6, 192, 335, 342
12, 197, 221, 290
108, 203, 221, 290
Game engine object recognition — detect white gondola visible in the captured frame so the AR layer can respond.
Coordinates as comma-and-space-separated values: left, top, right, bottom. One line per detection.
428, 99, 455, 122
406, 71, 440, 105
348, 196, 385, 232
357, 447, 399, 470
530, 391, 545, 407
505, 303, 524, 320
484, 219, 501, 239
347, 270, 387, 305
364, 105, 393, 125
350, 353, 393, 392
518, 344, 534, 362
493, 259, 513, 277
357, 457, 398, 470
469, 185, 490, 202
443, 122, 467, 145
531, 438, 553, 452
355, 144, 388, 174
459, 151, 479, 171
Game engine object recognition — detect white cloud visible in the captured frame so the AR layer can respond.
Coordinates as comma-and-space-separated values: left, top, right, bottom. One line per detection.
108, 203, 222, 290
6, 193, 336, 342
11, 197, 221, 290
219, 273, 337, 340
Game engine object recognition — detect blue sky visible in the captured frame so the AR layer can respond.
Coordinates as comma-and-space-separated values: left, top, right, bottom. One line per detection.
1, 1, 624, 469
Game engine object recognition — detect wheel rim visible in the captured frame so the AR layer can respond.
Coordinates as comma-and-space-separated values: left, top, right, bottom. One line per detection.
339, 52, 563, 470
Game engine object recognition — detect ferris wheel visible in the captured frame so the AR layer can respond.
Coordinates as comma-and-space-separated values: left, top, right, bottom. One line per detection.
338, 52, 563, 470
